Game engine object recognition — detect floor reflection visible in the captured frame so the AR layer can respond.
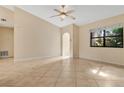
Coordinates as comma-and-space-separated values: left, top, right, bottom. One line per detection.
0, 57, 124, 87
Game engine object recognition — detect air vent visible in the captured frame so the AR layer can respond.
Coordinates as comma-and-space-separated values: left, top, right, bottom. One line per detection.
0, 51, 8, 58
1, 18, 7, 22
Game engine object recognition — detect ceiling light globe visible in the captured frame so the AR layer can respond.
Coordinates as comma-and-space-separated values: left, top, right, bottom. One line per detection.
61, 15, 66, 19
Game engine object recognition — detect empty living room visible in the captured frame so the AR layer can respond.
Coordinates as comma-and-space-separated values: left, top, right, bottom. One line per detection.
0, 4, 124, 89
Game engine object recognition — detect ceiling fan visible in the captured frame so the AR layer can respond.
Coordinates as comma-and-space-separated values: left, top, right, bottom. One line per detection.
50, 5, 76, 21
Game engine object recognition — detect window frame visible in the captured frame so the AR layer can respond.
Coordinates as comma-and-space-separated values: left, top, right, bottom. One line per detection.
90, 29, 123, 48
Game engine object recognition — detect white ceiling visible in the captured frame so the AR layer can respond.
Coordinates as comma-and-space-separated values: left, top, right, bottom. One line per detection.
3, 5, 124, 27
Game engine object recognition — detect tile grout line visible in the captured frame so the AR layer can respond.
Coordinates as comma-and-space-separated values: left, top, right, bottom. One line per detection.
94, 79, 100, 87
54, 63, 64, 87
38, 63, 56, 81
29, 63, 55, 87
74, 59, 77, 87
38, 62, 63, 87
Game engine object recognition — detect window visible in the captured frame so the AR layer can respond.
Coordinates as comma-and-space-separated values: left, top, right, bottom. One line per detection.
90, 27, 123, 48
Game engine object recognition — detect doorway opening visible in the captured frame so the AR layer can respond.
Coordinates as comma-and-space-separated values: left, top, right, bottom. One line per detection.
62, 32, 71, 58
0, 27, 14, 59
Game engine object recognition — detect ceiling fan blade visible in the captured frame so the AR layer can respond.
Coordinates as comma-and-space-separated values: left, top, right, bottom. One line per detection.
54, 9, 62, 13
67, 15, 76, 20
49, 14, 61, 18
66, 10, 74, 14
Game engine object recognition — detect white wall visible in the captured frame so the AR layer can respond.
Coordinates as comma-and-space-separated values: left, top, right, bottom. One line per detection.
14, 7, 61, 61
0, 6, 14, 27
73, 24, 79, 58
79, 13, 124, 65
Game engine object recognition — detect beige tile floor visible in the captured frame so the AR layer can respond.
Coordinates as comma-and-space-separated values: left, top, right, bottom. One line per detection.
0, 57, 124, 87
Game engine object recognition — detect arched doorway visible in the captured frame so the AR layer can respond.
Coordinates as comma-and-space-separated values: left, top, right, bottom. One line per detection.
62, 32, 70, 58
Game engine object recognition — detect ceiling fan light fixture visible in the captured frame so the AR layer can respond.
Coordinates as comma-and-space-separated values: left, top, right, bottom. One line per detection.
60, 14, 66, 19
50, 5, 76, 21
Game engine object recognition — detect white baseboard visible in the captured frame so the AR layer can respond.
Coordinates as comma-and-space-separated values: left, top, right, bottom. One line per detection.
14, 56, 61, 62
79, 56, 124, 67
14, 56, 124, 67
